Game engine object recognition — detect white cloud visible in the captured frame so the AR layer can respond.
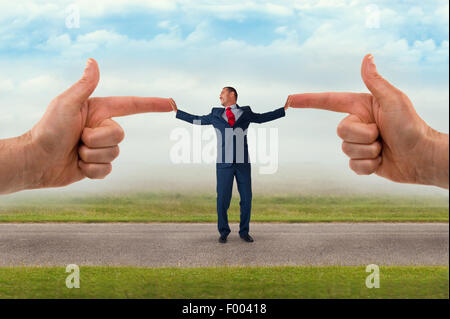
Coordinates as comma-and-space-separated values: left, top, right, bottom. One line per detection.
0, 78, 14, 92
18, 75, 62, 92
292, 0, 354, 9
0, 1, 448, 195
157, 20, 171, 29
179, 1, 293, 21
435, 2, 449, 24
40, 33, 71, 51
0, 0, 177, 22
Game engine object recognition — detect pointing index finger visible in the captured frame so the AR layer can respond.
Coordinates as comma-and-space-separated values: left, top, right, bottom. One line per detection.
287, 92, 365, 114
90, 96, 173, 118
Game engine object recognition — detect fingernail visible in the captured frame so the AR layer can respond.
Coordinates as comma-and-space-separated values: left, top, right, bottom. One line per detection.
87, 58, 94, 68
366, 54, 377, 73
83, 59, 92, 76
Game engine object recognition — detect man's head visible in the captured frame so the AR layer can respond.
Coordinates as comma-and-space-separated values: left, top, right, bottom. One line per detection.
220, 87, 238, 107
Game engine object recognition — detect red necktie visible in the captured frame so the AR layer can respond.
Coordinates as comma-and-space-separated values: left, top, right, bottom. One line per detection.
226, 106, 235, 127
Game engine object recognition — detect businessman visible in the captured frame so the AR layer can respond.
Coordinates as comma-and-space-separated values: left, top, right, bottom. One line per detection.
171, 87, 287, 243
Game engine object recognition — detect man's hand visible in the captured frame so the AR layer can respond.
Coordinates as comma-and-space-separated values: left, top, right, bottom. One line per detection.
286, 54, 449, 189
170, 98, 177, 113
0, 58, 173, 194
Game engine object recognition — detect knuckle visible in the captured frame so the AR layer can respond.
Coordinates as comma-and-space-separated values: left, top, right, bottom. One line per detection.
111, 146, 120, 160
336, 121, 349, 139
80, 163, 95, 179
82, 130, 94, 147
341, 142, 351, 156
79, 76, 96, 90
371, 72, 384, 81
367, 126, 379, 142
363, 162, 375, 175
80, 162, 111, 179
360, 93, 372, 100
349, 160, 370, 175
370, 142, 381, 158
102, 164, 113, 178
95, 164, 112, 179
86, 164, 112, 180
349, 160, 358, 173
80, 146, 95, 162
88, 97, 100, 108
78, 145, 88, 160
114, 127, 125, 143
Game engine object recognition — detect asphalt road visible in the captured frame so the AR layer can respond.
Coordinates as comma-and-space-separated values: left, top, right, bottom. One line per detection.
0, 223, 448, 267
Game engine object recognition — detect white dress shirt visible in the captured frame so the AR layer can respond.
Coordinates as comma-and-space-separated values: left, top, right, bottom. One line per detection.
222, 103, 243, 123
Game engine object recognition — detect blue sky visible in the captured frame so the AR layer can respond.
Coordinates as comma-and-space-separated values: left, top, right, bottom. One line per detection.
1, 1, 448, 64
0, 0, 448, 194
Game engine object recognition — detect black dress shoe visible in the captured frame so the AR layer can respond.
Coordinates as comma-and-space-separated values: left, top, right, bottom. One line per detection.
219, 235, 228, 243
240, 234, 254, 242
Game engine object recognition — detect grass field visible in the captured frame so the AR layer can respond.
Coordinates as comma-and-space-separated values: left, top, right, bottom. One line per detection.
0, 192, 448, 222
1, 193, 447, 299
0, 266, 447, 299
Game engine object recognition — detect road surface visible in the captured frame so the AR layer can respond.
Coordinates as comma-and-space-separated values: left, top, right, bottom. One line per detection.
0, 223, 447, 267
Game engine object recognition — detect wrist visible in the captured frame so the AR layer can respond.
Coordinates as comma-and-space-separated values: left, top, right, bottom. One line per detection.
0, 131, 43, 194
17, 131, 46, 191
416, 127, 449, 189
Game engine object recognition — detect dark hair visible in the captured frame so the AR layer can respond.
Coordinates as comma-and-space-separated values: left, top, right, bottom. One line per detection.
224, 86, 238, 101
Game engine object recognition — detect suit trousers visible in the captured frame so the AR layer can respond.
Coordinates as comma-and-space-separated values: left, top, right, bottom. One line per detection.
216, 163, 252, 237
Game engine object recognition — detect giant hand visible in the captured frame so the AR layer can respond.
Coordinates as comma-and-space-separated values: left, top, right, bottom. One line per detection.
0, 58, 173, 194
285, 54, 449, 189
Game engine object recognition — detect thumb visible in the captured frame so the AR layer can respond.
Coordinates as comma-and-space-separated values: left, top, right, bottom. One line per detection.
361, 54, 398, 100
62, 58, 100, 106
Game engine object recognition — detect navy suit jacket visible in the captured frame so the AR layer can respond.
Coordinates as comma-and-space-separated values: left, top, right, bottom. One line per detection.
176, 104, 285, 168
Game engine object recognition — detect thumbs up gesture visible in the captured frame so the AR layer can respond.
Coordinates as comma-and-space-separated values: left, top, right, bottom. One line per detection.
286, 54, 448, 189
29, 58, 173, 188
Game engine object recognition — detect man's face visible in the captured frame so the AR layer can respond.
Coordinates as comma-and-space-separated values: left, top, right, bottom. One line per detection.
220, 88, 235, 106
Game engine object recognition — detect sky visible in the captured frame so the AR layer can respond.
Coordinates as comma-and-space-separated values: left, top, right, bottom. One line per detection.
0, 0, 448, 195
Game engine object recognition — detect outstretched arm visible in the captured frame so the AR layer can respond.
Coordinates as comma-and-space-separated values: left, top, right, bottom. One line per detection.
249, 106, 286, 124
170, 99, 212, 125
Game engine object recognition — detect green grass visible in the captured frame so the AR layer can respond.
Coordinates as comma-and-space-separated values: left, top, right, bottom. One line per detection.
0, 266, 447, 299
0, 192, 447, 223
